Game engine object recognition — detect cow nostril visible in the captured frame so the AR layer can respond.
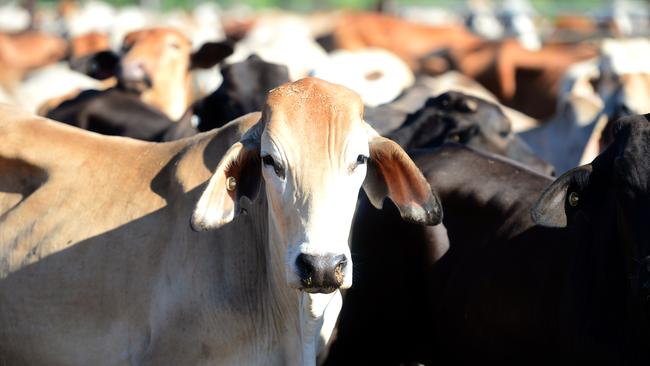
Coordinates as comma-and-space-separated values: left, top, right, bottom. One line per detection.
295, 253, 315, 279
333, 255, 347, 285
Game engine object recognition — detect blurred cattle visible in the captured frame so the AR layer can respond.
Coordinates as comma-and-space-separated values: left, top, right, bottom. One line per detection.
0, 31, 68, 90
312, 48, 414, 107
332, 12, 482, 71
0, 78, 439, 365
227, 14, 329, 81
182, 54, 290, 134
422, 39, 598, 119
116, 28, 233, 120
45, 88, 174, 141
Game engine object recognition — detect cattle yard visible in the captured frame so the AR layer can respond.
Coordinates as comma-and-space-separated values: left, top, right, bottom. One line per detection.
1, 0, 650, 365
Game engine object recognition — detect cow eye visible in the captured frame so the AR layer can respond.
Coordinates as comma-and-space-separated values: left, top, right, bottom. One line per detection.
350, 154, 369, 173
169, 42, 181, 50
262, 155, 285, 179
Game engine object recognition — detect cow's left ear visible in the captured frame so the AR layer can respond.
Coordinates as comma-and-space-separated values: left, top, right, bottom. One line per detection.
531, 164, 592, 228
191, 140, 261, 231
190, 41, 235, 69
363, 134, 442, 226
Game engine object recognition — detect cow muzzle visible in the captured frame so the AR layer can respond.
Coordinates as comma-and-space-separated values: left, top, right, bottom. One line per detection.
118, 60, 152, 93
295, 253, 348, 294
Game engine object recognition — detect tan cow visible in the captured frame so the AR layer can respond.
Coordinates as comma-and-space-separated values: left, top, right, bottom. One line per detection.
0, 78, 440, 365
0, 30, 68, 90
117, 27, 233, 120
332, 12, 482, 71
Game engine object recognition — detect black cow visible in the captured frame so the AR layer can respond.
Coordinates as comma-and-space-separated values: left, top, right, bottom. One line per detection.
386, 91, 555, 175
46, 88, 174, 141
327, 114, 650, 364
189, 54, 290, 132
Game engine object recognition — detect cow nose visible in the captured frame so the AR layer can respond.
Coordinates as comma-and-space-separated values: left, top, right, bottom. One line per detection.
295, 253, 347, 294
121, 60, 146, 81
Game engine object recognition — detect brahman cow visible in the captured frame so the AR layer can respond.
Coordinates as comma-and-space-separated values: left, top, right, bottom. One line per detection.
42, 28, 234, 136
0, 77, 440, 366
327, 114, 650, 365
116, 27, 234, 120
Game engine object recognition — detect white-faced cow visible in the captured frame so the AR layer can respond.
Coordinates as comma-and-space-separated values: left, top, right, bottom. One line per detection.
0, 78, 440, 365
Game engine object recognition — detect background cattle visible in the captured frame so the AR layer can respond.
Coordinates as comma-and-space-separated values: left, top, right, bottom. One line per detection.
1, 1, 650, 365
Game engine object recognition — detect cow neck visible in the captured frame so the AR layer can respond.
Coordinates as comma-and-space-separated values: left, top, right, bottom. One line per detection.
143, 73, 192, 121
416, 146, 552, 242
169, 124, 308, 363
266, 209, 337, 366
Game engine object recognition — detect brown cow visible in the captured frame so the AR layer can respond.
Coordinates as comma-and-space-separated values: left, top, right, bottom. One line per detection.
116, 28, 233, 120
332, 12, 482, 71
0, 31, 67, 89
423, 39, 598, 119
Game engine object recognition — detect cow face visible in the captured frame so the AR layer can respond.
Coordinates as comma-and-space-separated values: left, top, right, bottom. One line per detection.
116, 28, 233, 115
533, 114, 650, 295
191, 78, 441, 294
391, 91, 555, 175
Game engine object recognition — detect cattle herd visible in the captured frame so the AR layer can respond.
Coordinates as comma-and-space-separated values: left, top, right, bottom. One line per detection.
1, 0, 650, 365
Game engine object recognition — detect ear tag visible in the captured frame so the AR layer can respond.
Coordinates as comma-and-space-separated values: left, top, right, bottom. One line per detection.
226, 176, 237, 191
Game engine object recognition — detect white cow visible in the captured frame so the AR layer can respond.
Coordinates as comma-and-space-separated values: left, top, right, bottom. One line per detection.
0, 78, 440, 365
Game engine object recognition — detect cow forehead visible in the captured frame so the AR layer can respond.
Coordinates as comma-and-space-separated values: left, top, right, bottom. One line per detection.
263, 78, 365, 151
124, 28, 191, 47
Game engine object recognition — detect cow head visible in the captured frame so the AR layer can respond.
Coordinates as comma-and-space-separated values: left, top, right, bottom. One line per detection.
116, 28, 233, 118
191, 78, 441, 294
389, 91, 555, 176
532, 114, 650, 296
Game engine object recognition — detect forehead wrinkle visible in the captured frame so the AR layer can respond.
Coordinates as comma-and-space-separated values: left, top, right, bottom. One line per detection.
263, 78, 364, 192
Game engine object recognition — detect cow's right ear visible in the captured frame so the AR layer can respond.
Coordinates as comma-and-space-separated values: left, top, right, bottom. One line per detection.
363, 134, 442, 226
191, 140, 261, 231
531, 164, 592, 228
190, 40, 235, 69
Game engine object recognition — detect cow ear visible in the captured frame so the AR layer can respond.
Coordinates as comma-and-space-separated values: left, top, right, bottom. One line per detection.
191, 141, 261, 231
363, 135, 442, 226
190, 41, 235, 69
531, 165, 592, 228
69, 51, 119, 80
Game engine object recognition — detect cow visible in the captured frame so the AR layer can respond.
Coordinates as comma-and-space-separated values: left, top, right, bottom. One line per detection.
0, 30, 68, 90
45, 88, 174, 141
44, 55, 290, 141
331, 12, 482, 72
188, 54, 291, 133
116, 27, 234, 120
421, 39, 598, 119
327, 114, 650, 365
369, 91, 555, 175
0, 77, 440, 365
312, 48, 414, 107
